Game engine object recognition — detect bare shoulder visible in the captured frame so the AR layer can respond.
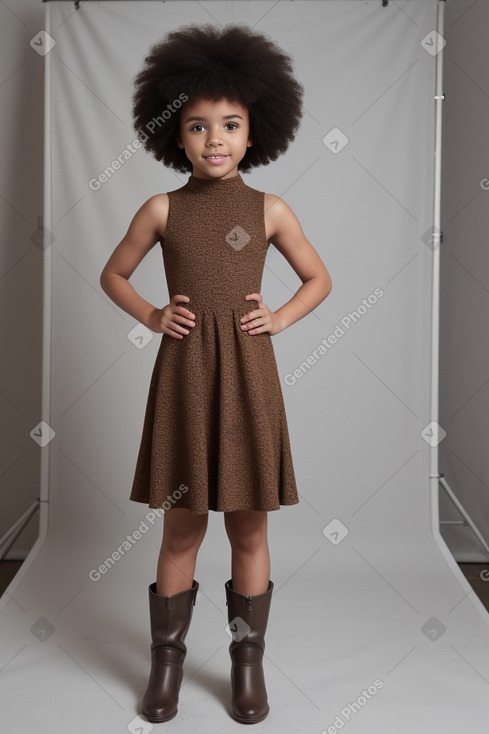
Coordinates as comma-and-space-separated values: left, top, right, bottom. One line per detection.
264, 192, 301, 242
143, 193, 170, 239
100, 193, 171, 282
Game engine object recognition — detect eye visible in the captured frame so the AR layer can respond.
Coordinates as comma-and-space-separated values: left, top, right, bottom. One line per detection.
225, 122, 239, 130
190, 124, 205, 132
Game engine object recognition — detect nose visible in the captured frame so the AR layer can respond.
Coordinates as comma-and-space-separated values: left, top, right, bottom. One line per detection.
206, 126, 223, 147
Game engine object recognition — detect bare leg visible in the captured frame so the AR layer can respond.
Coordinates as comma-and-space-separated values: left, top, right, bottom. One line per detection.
224, 510, 270, 596
156, 508, 208, 596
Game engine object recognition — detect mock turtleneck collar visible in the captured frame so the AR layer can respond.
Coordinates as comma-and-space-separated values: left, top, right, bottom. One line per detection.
185, 173, 246, 193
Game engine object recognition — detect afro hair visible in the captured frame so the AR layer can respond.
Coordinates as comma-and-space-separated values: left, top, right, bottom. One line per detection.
131, 23, 304, 173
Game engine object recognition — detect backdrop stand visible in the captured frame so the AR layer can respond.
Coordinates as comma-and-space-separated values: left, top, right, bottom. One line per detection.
439, 475, 489, 558
0, 501, 40, 562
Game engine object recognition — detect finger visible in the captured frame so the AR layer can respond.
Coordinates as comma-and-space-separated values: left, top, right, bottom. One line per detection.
245, 293, 262, 302
241, 316, 263, 330
247, 323, 265, 335
172, 294, 190, 303
174, 317, 194, 329
241, 308, 266, 324
179, 317, 195, 328
172, 294, 192, 313
175, 307, 195, 322
241, 310, 262, 324
169, 322, 190, 336
162, 325, 184, 339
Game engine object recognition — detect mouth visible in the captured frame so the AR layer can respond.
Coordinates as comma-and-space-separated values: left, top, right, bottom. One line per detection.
204, 154, 229, 162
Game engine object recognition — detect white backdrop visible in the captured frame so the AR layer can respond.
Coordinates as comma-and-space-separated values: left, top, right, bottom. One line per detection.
1, 2, 489, 733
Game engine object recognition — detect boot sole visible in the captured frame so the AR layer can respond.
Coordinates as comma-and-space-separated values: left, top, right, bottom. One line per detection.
231, 707, 270, 724
142, 708, 178, 723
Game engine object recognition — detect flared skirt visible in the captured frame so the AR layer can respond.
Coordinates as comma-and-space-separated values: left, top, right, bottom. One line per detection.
129, 307, 299, 514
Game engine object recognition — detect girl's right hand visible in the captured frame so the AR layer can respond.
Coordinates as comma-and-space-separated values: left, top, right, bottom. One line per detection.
147, 295, 195, 338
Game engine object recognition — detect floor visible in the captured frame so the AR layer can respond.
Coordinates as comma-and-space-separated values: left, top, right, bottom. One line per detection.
2, 552, 489, 734
2, 560, 489, 612
0, 561, 23, 595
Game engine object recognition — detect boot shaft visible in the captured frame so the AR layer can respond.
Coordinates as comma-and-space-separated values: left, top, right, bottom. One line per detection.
225, 579, 273, 654
148, 580, 199, 653
142, 580, 199, 723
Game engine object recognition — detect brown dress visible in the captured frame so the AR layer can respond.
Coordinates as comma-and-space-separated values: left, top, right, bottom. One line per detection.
129, 173, 300, 514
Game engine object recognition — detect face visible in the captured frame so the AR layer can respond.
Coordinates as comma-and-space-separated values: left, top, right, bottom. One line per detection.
176, 97, 253, 180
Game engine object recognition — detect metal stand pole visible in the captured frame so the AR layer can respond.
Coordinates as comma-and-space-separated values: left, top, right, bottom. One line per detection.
430, 2, 489, 567
0, 500, 40, 562
439, 475, 489, 557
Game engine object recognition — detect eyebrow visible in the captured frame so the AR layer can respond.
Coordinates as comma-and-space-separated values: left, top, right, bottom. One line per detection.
184, 114, 244, 123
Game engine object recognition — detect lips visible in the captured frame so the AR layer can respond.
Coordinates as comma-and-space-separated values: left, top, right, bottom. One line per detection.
204, 154, 229, 166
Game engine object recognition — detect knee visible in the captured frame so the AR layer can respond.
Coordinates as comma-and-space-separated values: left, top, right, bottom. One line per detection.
227, 527, 267, 555
225, 511, 268, 554
162, 516, 207, 555
163, 529, 205, 555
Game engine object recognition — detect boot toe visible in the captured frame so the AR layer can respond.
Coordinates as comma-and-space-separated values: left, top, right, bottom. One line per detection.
142, 698, 178, 723
231, 665, 269, 722
232, 701, 270, 724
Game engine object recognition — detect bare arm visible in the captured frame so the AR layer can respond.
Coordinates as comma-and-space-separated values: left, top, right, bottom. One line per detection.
264, 193, 332, 332
99, 195, 169, 328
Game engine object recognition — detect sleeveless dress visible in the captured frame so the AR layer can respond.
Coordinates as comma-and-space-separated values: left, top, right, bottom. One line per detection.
129, 173, 300, 514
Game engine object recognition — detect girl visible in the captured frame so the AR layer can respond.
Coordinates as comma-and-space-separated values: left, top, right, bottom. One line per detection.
100, 23, 332, 725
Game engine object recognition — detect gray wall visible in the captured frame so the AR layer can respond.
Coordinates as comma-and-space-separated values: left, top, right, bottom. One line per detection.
0, 0, 488, 568
0, 0, 44, 556
438, 0, 489, 560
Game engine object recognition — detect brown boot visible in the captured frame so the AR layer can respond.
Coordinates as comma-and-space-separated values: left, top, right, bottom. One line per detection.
225, 578, 274, 724
141, 579, 199, 723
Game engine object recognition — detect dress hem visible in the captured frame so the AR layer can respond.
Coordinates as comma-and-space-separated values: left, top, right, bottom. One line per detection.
128, 495, 300, 515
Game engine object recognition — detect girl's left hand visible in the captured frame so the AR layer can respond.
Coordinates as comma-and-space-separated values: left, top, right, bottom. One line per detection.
239, 293, 284, 336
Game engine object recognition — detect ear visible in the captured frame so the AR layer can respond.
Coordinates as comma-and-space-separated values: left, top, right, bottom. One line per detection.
176, 135, 184, 149
247, 138, 253, 148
